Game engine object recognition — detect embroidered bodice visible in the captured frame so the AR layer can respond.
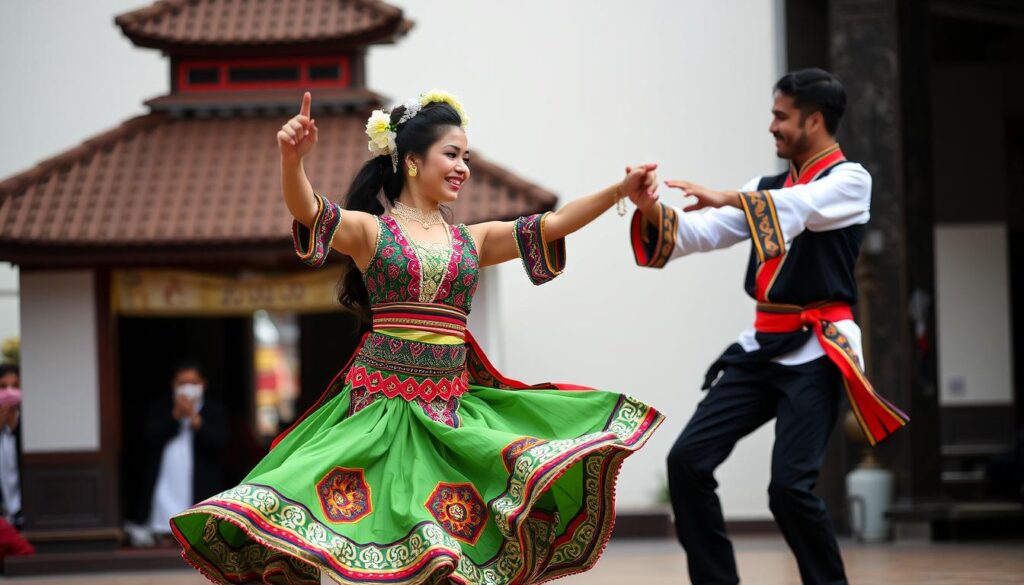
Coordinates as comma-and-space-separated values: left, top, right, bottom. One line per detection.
291, 196, 567, 403
362, 215, 479, 313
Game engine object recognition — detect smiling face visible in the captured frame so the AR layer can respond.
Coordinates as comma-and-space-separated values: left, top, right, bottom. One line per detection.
407, 126, 470, 205
768, 89, 834, 163
769, 91, 815, 161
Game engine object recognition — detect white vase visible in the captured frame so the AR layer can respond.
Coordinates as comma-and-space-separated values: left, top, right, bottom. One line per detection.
846, 465, 894, 542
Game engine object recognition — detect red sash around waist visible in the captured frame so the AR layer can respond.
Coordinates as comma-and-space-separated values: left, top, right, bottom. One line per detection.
755, 302, 908, 445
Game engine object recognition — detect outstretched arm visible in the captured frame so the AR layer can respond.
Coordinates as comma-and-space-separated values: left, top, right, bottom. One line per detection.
470, 164, 658, 268
665, 164, 870, 244
280, 92, 378, 269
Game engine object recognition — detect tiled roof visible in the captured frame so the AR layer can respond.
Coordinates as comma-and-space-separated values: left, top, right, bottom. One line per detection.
115, 0, 412, 54
0, 111, 557, 260
145, 87, 385, 113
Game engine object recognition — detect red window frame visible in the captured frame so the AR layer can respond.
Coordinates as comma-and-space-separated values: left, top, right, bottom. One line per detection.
178, 56, 351, 92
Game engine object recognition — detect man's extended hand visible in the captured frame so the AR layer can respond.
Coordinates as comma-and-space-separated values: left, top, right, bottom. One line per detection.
665, 180, 741, 211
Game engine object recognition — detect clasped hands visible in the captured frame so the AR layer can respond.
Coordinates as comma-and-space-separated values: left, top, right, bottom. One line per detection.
624, 168, 741, 216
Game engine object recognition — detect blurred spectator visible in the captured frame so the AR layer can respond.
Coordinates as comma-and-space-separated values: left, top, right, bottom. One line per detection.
0, 364, 32, 559
0, 364, 22, 528
131, 362, 226, 546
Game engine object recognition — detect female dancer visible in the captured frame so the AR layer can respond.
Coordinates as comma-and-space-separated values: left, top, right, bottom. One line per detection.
171, 90, 663, 585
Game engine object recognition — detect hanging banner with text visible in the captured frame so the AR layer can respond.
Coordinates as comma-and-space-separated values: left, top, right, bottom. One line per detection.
111, 268, 345, 315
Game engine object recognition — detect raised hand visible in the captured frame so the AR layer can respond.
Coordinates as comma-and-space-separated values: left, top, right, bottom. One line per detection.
173, 394, 195, 421
277, 91, 319, 161
665, 180, 739, 212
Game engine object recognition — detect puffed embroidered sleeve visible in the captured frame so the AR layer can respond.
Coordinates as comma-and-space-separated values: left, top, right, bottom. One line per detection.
630, 177, 759, 266
738, 164, 870, 263
514, 212, 566, 285
292, 193, 343, 268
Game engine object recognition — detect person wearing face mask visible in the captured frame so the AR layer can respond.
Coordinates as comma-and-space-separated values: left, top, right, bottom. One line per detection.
169, 90, 664, 585
0, 364, 23, 530
142, 362, 225, 546
627, 68, 909, 585
0, 364, 33, 560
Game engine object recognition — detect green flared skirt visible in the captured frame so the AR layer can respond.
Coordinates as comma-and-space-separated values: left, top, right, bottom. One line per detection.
171, 334, 663, 585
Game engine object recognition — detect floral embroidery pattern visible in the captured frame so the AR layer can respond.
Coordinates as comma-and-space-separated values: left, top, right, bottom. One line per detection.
199, 515, 320, 584
501, 437, 545, 473
347, 386, 382, 417
292, 193, 342, 268
177, 392, 663, 585
344, 332, 469, 402
823, 322, 862, 369
740, 190, 784, 263
363, 217, 477, 312
514, 213, 565, 285
415, 395, 461, 428
316, 468, 372, 524
629, 202, 678, 268
425, 483, 488, 545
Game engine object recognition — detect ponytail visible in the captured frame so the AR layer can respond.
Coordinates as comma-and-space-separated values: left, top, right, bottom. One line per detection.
338, 155, 400, 319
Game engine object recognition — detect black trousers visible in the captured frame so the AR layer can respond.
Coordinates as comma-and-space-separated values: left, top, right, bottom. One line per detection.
667, 356, 847, 585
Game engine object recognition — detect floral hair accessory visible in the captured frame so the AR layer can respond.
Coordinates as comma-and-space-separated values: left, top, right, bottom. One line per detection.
364, 89, 469, 172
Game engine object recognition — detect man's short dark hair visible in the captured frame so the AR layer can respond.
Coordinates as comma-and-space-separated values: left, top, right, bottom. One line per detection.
0, 364, 19, 379
173, 360, 203, 379
774, 68, 847, 135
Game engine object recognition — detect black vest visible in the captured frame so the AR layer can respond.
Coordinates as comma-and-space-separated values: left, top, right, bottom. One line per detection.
743, 164, 865, 306
703, 162, 867, 386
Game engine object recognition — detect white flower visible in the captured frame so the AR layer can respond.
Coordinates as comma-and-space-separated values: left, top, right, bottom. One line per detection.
365, 109, 396, 156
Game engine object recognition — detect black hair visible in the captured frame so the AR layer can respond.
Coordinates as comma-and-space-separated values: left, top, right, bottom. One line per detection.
172, 360, 204, 379
774, 68, 846, 135
0, 364, 18, 379
339, 102, 464, 319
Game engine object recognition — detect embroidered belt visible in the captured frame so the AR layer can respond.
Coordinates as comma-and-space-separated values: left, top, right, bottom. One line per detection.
754, 301, 908, 445
345, 331, 469, 402
371, 302, 468, 341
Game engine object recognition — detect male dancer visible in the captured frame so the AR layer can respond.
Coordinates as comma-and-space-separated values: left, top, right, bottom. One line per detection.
628, 68, 907, 585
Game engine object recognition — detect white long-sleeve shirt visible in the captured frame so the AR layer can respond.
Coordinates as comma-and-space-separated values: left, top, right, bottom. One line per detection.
665, 163, 872, 366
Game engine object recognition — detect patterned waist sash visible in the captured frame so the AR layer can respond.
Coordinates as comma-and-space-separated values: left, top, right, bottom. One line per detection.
755, 301, 908, 445
345, 329, 469, 402
371, 302, 468, 341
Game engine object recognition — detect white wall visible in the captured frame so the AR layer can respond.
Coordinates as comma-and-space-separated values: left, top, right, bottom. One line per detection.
369, 1, 784, 516
466, 268, 503, 364
1, 0, 784, 517
19, 271, 101, 452
0, 263, 18, 345
934, 224, 1014, 405
0, 1, 166, 180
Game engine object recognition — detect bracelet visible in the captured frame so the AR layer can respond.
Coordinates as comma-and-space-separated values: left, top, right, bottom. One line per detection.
615, 184, 627, 217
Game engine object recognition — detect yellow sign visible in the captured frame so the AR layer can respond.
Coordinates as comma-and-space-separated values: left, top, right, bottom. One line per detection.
112, 268, 346, 315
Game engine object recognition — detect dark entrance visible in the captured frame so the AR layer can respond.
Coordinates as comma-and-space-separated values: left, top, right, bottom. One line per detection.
117, 309, 361, 530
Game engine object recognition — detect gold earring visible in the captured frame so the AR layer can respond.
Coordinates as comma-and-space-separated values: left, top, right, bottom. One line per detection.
408, 164, 418, 177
